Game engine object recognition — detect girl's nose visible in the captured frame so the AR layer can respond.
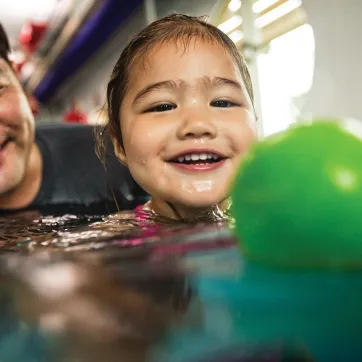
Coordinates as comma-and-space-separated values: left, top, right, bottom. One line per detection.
176, 109, 217, 140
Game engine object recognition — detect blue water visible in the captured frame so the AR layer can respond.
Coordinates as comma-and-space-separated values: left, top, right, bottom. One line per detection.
151, 248, 362, 361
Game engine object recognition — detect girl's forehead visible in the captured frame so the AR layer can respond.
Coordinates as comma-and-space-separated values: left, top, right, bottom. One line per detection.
130, 39, 241, 82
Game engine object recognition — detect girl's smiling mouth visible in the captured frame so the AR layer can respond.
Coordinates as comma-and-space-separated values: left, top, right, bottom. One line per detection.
167, 149, 228, 172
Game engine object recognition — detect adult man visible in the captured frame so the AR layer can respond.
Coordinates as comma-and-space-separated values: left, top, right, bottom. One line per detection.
0, 23, 147, 214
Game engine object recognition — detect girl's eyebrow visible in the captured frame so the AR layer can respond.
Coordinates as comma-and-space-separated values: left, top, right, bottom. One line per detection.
132, 76, 243, 105
133, 80, 181, 105
207, 76, 242, 92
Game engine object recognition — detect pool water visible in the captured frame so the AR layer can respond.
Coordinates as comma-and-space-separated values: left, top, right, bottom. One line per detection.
0, 209, 361, 361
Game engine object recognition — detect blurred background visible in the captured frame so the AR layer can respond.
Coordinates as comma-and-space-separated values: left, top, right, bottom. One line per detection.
0, 0, 336, 136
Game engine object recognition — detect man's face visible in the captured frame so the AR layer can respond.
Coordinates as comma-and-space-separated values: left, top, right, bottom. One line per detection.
0, 58, 35, 195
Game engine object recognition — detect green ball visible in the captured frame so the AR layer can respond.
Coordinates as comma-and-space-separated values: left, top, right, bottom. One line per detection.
230, 120, 362, 269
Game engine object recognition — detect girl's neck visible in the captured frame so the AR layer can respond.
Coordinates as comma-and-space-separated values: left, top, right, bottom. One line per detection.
144, 197, 231, 222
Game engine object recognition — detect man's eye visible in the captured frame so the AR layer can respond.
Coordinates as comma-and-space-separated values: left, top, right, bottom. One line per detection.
146, 104, 176, 112
211, 100, 240, 108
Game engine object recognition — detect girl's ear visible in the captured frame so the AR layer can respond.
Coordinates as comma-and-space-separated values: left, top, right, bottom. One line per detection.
111, 135, 128, 166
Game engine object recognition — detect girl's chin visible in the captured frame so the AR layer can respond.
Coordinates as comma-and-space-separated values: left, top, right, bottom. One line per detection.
174, 195, 229, 211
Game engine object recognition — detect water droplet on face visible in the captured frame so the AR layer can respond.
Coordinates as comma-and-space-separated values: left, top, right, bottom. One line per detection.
158, 163, 170, 188
180, 179, 214, 194
180, 178, 194, 194
193, 180, 213, 193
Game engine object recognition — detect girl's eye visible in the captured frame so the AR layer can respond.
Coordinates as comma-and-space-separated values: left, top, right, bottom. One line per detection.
211, 100, 240, 108
146, 104, 176, 113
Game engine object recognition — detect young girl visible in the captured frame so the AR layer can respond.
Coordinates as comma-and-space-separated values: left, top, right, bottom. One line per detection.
99, 13, 257, 222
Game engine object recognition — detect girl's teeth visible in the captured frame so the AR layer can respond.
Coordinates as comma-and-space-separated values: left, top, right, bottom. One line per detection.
174, 153, 222, 162
190, 153, 214, 161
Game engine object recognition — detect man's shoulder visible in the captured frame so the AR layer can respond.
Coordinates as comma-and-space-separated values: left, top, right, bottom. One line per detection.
32, 124, 146, 210
36, 124, 111, 170
35, 124, 102, 158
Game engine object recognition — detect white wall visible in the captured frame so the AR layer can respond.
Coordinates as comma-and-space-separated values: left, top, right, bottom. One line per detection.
257, 23, 315, 136
302, 0, 362, 121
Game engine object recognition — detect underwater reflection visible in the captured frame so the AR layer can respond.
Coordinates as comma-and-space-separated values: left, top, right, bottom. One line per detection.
0, 240, 361, 362
0, 247, 196, 362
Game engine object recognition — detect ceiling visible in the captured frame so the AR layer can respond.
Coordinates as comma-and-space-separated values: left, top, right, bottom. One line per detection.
0, 0, 58, 47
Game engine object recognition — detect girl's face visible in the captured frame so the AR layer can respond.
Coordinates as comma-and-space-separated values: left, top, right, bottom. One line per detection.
117, 40, 256, 216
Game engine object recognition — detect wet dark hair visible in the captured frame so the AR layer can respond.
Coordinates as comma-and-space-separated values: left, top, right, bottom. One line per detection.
0, 23, 11, 64
96, 13, 254, 160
